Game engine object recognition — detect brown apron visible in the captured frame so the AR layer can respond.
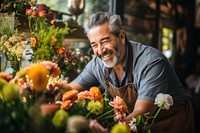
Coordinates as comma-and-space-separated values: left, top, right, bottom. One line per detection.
104, 42, 137, 113
104, 42, 196, 133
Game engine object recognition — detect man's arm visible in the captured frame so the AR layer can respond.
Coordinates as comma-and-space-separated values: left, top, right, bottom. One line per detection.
68, 81, 85, 92
125, 99, 158, 121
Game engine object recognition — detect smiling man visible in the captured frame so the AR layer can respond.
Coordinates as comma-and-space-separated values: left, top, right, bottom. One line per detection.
67, 12, 195, 132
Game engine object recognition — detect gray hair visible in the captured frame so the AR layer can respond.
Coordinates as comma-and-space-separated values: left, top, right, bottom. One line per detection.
85, 12, 123, 37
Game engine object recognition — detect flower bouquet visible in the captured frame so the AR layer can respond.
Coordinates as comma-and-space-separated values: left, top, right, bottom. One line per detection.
0, 61, 174, 133
0, 61, 129, 133
128, 93, 174, 133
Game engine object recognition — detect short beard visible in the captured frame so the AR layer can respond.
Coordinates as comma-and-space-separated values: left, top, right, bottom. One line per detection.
102, 38, 121, 68
103, 55, 118, 68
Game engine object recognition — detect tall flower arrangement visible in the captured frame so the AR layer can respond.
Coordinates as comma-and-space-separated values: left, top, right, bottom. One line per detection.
25, 5, 73, 61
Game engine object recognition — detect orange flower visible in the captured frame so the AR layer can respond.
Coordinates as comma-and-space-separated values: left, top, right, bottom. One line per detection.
27, 64, 48, 92
90, 87, 104, 107
38, 10, 46, 17
50, 19, 57, 25
62, 89, 78, 101
60, 100, 72, 110
30, 37, 37, 47
57, 47, 65, 55
90, 87, 102, 101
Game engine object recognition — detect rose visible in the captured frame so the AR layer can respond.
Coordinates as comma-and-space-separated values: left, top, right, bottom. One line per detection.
154, 93, 173, 110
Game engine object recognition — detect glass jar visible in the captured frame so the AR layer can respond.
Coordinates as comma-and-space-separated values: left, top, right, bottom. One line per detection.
4, 60, 20, 77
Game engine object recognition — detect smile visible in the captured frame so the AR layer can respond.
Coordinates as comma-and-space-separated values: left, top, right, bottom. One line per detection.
101, 50, 113, 60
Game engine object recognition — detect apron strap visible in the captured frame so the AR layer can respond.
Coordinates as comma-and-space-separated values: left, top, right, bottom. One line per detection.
127, 41, 133, 83
104, 67, 109, 87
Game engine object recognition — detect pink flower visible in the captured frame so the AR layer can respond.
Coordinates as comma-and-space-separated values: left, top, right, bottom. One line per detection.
110, 96, 128, 113
110, 96, 128, 123
40, 61, 61, 77
77, 91, 94, 101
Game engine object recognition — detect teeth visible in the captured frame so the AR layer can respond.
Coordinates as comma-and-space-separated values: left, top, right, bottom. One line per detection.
102, 50, 112, 58
102, 53, 111, 58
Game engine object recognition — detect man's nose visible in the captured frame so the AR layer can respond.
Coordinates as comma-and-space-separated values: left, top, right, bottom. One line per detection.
97, 44, 104, 55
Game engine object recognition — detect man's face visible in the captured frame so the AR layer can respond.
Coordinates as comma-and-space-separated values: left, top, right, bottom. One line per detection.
87, 23, 124, 68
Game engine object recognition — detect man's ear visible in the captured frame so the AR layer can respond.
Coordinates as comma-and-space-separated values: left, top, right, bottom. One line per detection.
120, 30, 126, 45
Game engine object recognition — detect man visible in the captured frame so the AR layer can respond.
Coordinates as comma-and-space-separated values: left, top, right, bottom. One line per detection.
68, 12, 195, 132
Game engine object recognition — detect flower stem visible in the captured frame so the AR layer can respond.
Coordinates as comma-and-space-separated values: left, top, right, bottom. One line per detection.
147, 129, 151, 133
150, 106, 162, 127
104, 115, 114, 119
96, 108, 114, 120
86, 111, 92, 118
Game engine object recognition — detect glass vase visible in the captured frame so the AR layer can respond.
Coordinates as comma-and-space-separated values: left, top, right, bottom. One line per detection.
4, 60, 20, 77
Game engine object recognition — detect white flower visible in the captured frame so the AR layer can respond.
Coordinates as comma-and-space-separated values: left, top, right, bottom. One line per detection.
154, 93, 173, 110
128, 117, 138, 132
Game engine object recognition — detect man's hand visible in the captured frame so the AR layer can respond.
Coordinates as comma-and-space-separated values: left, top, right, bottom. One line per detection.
125, 99, 158, 121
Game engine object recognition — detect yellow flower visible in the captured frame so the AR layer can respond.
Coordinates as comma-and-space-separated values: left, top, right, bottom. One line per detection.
50, 36, 58, 45
87, 100, 103, 115
27, 64, 48, 92
111, 123, 129, 133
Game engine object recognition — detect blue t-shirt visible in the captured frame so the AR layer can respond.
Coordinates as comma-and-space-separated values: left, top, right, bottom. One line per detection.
74, 41, 191, 105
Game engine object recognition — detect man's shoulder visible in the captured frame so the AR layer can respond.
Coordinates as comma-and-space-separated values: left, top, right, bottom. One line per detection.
86, 57, 105, 70
129, 40, 165, 58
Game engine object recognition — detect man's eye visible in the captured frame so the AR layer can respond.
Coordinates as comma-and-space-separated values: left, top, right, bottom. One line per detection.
101, 41, 106, 44
91, 44, 97, 48
101, 39, 111, 44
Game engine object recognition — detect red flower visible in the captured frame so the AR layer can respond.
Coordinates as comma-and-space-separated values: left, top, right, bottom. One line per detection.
31, 11, 37, 17
26, 9, 32, 15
